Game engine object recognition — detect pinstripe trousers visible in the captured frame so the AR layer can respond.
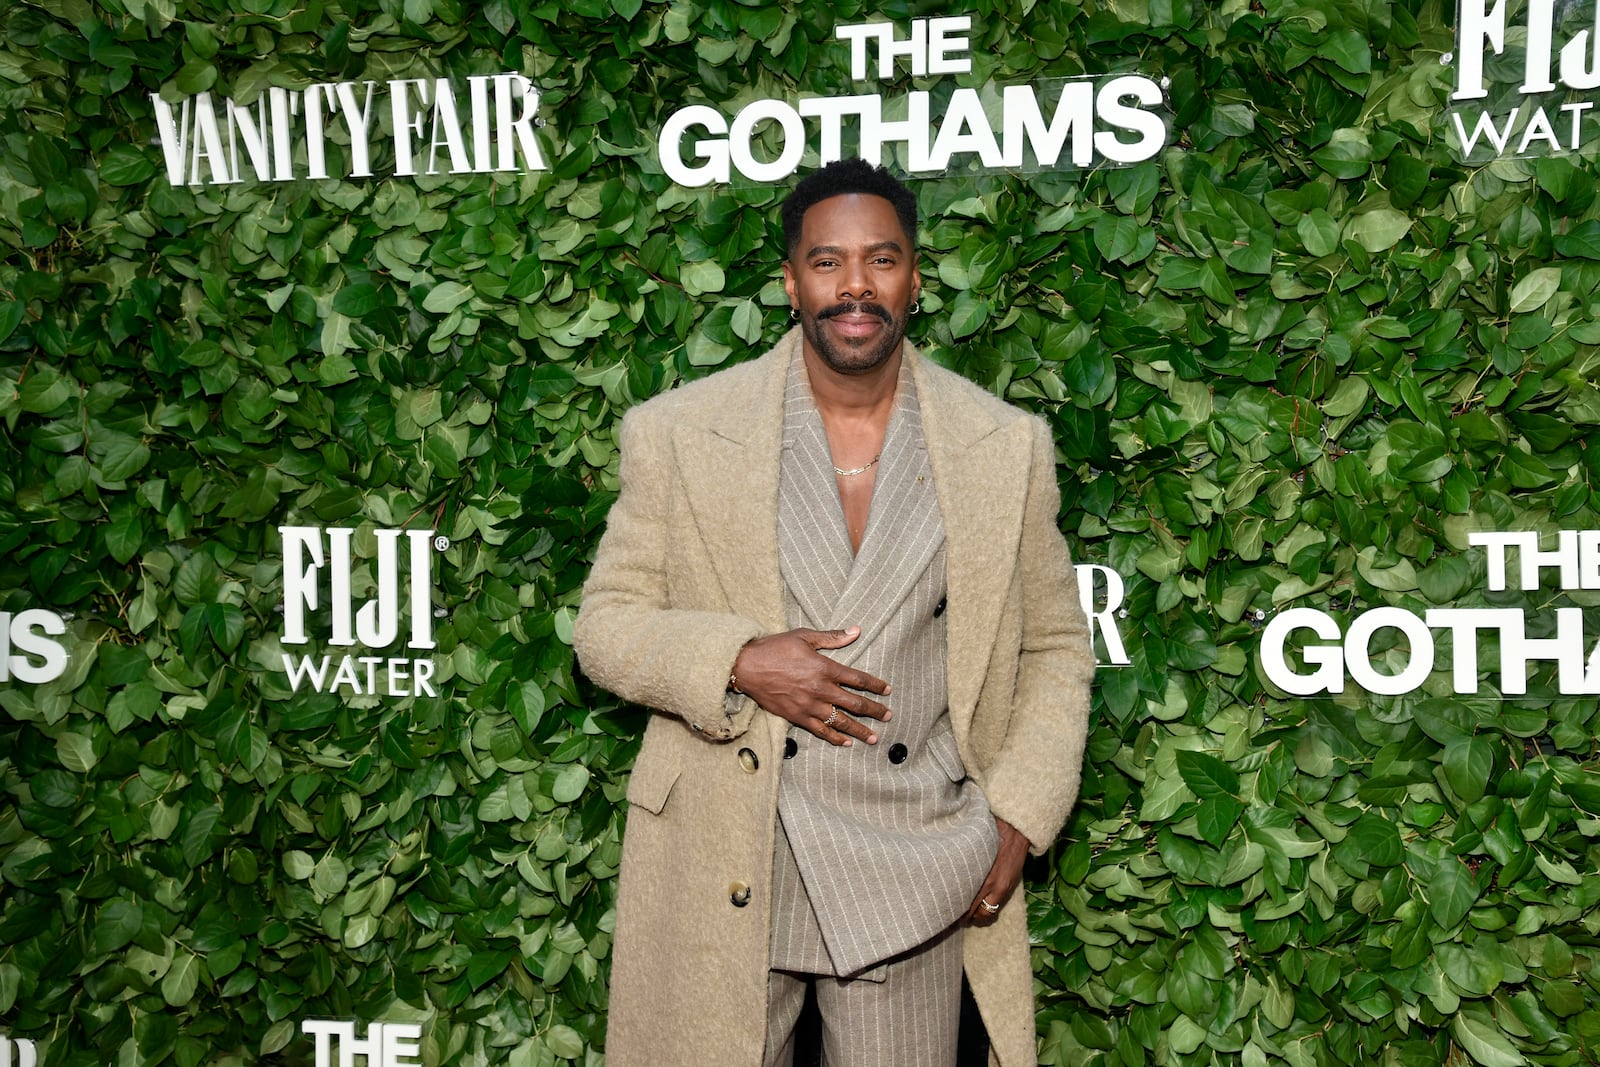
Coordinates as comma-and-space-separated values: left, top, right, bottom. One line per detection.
763, 924, 965, 1067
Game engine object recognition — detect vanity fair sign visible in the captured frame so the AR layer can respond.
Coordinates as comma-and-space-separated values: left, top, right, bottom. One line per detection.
1261, 530, 1600, 696
150, 73, 546, 187
1447, 0, 1600, 159
1079, 563, 1131, 667
278, 526, 444, 699
658, 16, 1169, 186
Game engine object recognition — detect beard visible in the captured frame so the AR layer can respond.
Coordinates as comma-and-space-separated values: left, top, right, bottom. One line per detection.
798, 300, 905, 375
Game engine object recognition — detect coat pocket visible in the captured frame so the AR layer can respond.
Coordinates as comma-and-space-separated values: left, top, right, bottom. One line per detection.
625, 748, 682, 815
926, 727, 968, 783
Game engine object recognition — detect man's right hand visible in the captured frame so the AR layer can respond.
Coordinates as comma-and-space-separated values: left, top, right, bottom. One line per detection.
729, 627, 891, 746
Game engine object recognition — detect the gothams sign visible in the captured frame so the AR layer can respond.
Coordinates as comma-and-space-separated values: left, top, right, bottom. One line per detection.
1447, 0, 1600, 159
0, 609, 69, 685
151, 73, 545, 187
301, 1021, 421, 1067
659, 17, 1168, 186
1261, 530, 1600, 696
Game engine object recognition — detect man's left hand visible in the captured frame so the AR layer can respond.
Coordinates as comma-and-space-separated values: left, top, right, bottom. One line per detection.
965, 815, 1029, 925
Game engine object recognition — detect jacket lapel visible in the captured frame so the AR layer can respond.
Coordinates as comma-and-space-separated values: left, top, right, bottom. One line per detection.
826, 380, 943, 658
777, 359, 853, 630
911, 350, 1033, 736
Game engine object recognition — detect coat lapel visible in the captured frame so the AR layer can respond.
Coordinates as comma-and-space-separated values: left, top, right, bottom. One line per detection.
671, 335, 791, 635
910, 350, 1033, 736
672, 330, 800, 762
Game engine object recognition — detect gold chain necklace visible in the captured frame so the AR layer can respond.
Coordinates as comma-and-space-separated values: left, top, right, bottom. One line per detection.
833, 453, 881, 477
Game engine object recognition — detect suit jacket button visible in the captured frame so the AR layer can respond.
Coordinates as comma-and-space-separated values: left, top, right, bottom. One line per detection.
784, 737, 798, 759
887, 743, 908, 764
934, 596, 947, 617
738, 747, 760, 773
729, 882, 751, 907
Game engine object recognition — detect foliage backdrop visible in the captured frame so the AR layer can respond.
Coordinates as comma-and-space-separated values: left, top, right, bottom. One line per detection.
4, 0, 1600, 1064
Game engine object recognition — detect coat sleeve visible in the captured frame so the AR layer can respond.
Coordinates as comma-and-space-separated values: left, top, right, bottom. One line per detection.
572, 406, 767, 741
979, 417, 1097, 855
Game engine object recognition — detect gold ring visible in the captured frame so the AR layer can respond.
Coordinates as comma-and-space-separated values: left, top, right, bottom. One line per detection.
823, 707, 841, 728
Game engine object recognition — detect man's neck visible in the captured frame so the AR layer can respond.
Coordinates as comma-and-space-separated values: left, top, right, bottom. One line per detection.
800, 344, 903, 423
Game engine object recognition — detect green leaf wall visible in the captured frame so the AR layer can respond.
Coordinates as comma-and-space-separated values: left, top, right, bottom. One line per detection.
3, 0, 1599, 1064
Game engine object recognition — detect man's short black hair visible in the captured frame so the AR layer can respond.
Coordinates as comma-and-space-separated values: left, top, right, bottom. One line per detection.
781, 158, 918, 259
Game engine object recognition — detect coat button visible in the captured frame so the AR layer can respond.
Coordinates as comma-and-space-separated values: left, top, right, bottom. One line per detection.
784, 737, 798, 759
729, 881, 751, 907
738, 748, 759, 773
888, 743, 908, 764
934, 596, 947, 617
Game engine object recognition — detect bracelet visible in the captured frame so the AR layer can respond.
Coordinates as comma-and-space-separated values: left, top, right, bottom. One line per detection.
729, 638, 756, 694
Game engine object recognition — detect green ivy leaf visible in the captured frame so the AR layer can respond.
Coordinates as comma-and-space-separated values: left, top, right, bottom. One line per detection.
1094, 215, 1140, 262
57, 730, 97, 773
681, 261, 726, 296
105, 509, 144, 565
1508, 268, 1561, 313
91, 432, 151, 482
0, 300, 22, 345
1428, 861, 1479, 930
18, 367, 73, 414
732, 299, 765, 344
552, 765, 591, 804
1347, 209, 1411, 252
1442, 736, 1494, 805
546, 1024, 585, 1059
333, 284, 380, 317
162, 951, 201, 1007
92, 899, 144, 955
1552, 221, 1600, 258
1197, 795, 1244, 846
1347, 813, 1404, 867
0, 962, 19, 1015
1450, 1007, 1527, 1067
1317, 29, 1371, 73
947, 291, 988, 338
1176, 750, 1239, 800
1297, 210, 1341, 257
422, 281, 474, 313
283, 851, 315, 880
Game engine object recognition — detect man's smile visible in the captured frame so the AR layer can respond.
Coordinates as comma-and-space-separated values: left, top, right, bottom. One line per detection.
818, 302, 892, 342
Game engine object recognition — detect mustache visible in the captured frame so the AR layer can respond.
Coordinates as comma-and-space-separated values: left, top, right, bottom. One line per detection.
816, 302, 892, 323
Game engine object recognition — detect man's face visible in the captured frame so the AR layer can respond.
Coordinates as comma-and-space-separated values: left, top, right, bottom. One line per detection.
783, 193, 921, 376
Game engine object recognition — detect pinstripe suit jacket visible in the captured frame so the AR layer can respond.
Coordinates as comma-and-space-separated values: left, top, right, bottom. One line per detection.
573, 328, 1095, 1066
770, 350, 999, 979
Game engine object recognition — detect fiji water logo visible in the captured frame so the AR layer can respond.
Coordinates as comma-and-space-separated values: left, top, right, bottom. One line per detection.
278, 526, 444, 698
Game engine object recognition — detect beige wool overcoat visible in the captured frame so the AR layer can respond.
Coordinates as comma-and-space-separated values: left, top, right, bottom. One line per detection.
573, 329, 1095, 1066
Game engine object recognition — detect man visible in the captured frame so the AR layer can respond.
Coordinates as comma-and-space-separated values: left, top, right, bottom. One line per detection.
573, 158, 1094, 1066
